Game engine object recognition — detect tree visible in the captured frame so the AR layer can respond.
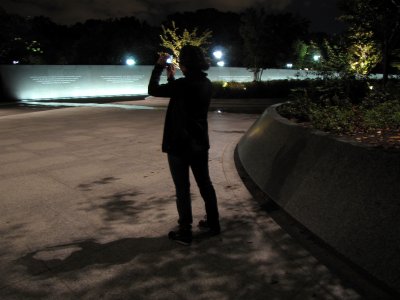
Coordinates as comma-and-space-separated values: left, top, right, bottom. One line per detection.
293, 40, 322, 70
160, 21, 212, 66
338, 0, 400, 82
319, 37, 351, 75
348, 31, 382, 76
0, 11, 45, 64
240, 7, 309, 81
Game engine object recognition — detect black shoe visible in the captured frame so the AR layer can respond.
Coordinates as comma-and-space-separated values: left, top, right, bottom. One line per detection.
198, 219, 221, 235
198, 218, 209, 229
168, 230, 192, 246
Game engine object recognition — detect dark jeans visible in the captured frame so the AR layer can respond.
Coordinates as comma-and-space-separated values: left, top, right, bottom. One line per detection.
168, 151, 219, 231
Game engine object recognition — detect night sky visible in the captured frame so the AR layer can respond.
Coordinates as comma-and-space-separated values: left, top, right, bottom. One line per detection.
1, 0, 343, 33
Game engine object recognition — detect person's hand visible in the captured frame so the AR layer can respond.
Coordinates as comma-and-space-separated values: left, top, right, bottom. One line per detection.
156, 53, 170, 67
166, 63, 176, 79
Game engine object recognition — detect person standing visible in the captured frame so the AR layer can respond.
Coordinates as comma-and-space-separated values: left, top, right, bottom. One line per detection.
148, 45, 220, 245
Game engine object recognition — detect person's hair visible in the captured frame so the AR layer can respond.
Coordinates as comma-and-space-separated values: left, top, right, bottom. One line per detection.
179, 45, 209, 71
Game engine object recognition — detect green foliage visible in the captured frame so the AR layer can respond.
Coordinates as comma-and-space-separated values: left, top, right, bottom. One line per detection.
319, 38, 352, 75
278, 90, 314, 122
348, 30, 382, 76
309, 105, 357, 133
363, 100, 400, 129
392, 48, 400, 71
361, 81, 400, 129
293, 40, 309, 69
338, 0, 400, 81
160, 21, 212, 65
277, 78, 400, 134
293, 40, 321, 70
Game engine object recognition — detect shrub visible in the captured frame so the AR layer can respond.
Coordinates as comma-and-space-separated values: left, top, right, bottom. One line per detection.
278, 78, 400, 135
277, 89, 313, 122
310, 105, 357, 133
363, 100, 400, 130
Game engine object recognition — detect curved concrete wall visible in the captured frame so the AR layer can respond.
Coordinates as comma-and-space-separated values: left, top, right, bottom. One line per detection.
236, 104, 400, 294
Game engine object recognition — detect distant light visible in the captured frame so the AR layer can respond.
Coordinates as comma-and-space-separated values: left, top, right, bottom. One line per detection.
222, 82, 228, 88
217, 61, 225, 67
313, 55, 321, 62
217, 109, 223, 114
126, 58, 136, 66
13, 60, 19, 64
213, 50, 223, 59
369, 85, 374, 90
286, 63, 293, 69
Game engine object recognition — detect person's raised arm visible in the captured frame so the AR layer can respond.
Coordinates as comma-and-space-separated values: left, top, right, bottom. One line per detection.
148, 54, 176, 97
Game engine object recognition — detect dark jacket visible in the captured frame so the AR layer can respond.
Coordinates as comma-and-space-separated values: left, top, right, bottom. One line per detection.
148, 65, 212, 155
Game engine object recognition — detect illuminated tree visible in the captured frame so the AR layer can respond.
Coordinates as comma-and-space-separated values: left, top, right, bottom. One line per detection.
338, 0, 400, 82
160, 21, 212, 65
392, 48, 400, 71
348, 31, 382, 76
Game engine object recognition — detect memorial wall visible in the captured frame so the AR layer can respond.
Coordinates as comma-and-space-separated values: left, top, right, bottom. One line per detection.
0, 65, 316, 101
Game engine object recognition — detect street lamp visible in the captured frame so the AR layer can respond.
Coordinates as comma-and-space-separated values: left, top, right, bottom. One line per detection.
313, 54, 321, 62
126, 57, 136, 66
213, 49, 225, 67
213, 50, 223, 60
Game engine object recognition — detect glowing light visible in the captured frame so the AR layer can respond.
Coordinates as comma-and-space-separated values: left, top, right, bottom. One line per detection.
217, 61, 225, 67
20, 101, 155, 110
13, 60, 19, 64
166, 55, 173, 64
213, 50, 223, 59
286, 63, 293, 69
222, 82, 228, 88
313, 55, 321, 62
126, 58, 136, 66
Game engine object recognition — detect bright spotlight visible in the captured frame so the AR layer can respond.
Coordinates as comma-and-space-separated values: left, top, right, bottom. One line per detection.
217, 61, 225, 67
126, 58, 136, 66
286, 63, 293, 69
213, 50, 223, 60
313, 55, 321, 62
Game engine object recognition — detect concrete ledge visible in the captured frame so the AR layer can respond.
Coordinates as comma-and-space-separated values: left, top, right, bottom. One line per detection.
236, 104, 400, 295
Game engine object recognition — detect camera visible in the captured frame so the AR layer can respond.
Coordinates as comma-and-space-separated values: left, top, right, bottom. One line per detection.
166, 55, 173, 64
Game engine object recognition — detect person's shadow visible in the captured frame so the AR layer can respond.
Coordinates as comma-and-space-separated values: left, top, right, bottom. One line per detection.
17, 236, 177, 275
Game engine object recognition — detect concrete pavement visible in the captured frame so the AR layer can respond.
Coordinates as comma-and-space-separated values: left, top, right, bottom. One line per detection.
0, 101, 362, 299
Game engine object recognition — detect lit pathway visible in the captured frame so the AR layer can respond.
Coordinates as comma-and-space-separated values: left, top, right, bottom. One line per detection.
0, 103, 361, 299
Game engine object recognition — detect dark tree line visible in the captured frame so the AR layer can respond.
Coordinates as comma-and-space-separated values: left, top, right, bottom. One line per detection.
1, 4, 398, 78
0, 7, 314, 67
0, 8, 159, 65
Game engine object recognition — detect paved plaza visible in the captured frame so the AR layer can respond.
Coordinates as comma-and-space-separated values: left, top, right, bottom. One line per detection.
0, 99, 362, 299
